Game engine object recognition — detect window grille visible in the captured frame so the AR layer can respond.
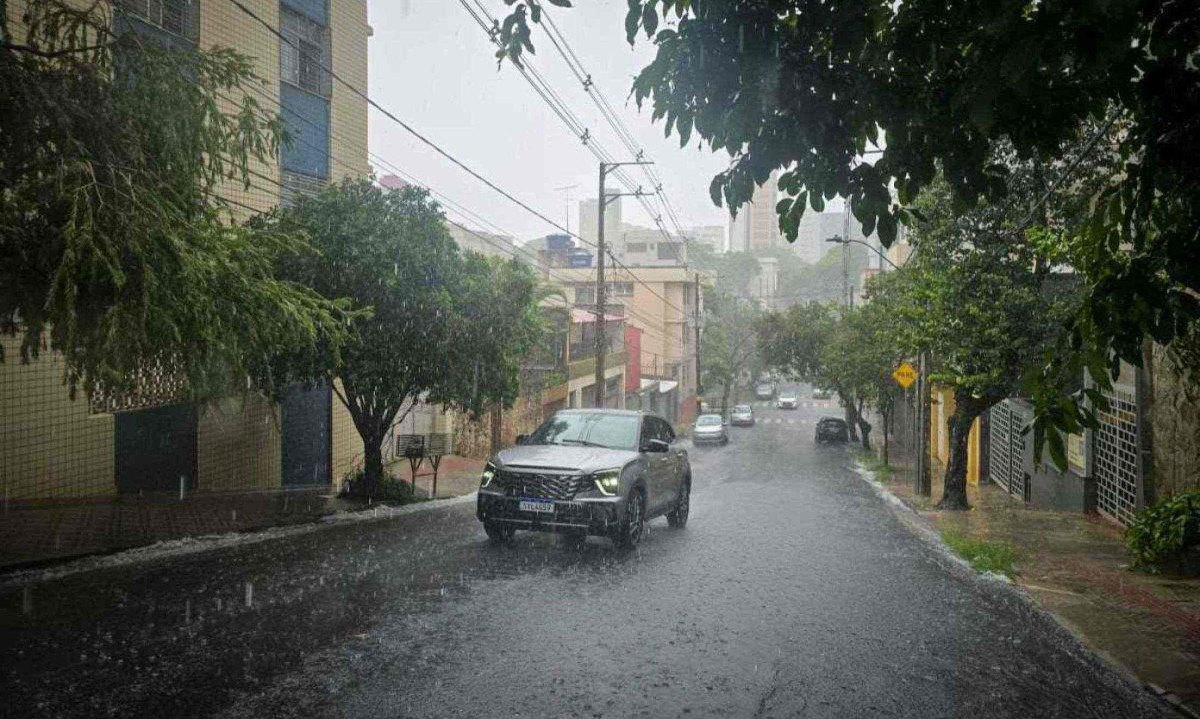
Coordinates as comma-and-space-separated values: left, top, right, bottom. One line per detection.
116, 0, 199, 41
280, 7, 331, 97
1094, 386, 1140, 526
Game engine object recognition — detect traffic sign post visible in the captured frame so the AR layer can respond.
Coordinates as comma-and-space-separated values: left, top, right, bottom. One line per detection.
892, 362, 917, 389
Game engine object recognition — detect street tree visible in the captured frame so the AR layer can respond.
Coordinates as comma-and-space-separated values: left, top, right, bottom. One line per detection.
495, 0, 1200, 450
264, 179, 545, 498
265, 180, 462, 498
700, 289, 760, 416
0, 0, 349, 401
871, 178, 1071, 509
441, 251, 547, 420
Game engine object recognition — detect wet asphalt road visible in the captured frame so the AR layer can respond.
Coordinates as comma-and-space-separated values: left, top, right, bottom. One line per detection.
0, 396, 1176, 719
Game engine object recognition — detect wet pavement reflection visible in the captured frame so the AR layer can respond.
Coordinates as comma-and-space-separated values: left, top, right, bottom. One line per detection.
0, 394, 1177, 718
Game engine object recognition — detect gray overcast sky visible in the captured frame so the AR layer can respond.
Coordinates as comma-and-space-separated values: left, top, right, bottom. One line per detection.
366, 0, 733, 243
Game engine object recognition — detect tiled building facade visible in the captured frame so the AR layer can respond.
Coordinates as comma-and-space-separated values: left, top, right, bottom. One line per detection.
1, 0, 371, 501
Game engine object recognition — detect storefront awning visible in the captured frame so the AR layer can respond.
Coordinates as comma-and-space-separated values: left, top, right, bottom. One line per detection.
639, 378, 659, 392
657, 380, 678, 394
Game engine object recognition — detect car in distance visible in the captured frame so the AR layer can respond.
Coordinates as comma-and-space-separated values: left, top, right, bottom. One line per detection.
476, 409, 691, 549
815, 417, 850, 443
777, 392, 799, 409
754, 383, 776, 400
692, 413, 729, 445
730, 404, 755, 427
811, 386, 831, 400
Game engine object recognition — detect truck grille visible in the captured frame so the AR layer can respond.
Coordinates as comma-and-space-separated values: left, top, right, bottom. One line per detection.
496, 471, 585, 500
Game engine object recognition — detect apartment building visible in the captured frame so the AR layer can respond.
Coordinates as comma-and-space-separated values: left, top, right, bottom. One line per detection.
1, 0, 373, 502
550, 266, 707, 426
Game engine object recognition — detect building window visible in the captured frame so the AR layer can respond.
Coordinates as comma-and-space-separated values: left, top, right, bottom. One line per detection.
280, 84, 330, 178
116, 0, 199, 41
658, 242, 682, 261
575, 287, 595, 305
280, 7, 331, 97
614, 282, 634, 297
626, 243, 647, 254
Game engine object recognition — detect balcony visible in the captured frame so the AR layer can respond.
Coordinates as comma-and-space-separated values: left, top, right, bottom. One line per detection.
569, 351, 628, 381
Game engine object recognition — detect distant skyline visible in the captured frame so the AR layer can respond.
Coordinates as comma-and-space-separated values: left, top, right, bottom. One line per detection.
366, 1, 733, 243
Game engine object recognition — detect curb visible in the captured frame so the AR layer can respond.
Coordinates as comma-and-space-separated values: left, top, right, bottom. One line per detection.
849, 458, 1198, 719
0, 492, 478, 590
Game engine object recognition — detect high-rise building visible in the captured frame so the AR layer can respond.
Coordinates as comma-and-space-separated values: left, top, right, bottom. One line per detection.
728, 171, 783, 253
578, 196, 622, 250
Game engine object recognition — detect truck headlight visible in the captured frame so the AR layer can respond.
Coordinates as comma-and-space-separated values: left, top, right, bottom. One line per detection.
480, 462, 497, 488
590, 468, 621, 496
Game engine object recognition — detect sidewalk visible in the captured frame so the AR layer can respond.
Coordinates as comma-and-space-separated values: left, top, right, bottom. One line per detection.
387, 454, 484, 498
0, 455, 485, 572
868, 456, 1200, 716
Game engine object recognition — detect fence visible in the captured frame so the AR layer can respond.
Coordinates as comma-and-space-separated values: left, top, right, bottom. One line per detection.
1094, 384, 1142, 526
987, 399, 1030, 501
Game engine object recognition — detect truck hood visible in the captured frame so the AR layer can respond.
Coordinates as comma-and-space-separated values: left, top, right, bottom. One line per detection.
494, 444, 639, 474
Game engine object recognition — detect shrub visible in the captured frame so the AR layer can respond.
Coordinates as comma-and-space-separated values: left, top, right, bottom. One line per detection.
1126, 492, 1200, 571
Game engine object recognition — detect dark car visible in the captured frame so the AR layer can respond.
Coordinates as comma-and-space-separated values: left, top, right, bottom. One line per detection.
476, 409, 691, 549
815, 417, 850, 443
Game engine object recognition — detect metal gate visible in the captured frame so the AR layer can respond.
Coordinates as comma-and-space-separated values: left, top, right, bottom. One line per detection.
116, 404, 197, 493
281, 383, 332, 487
1094, 385, 1140, 526
987, 399, 1028, 500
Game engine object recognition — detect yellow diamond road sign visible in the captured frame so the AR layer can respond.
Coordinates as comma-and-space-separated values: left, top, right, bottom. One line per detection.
892, 362, 918, 389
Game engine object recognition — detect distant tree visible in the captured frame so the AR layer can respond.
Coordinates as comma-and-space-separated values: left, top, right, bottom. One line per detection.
0, 0, 349, 400
701, 289, 761, 415
442, 252, 547, 420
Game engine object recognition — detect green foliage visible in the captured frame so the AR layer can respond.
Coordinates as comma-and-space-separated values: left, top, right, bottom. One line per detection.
1126, 492, 1200, 572
496, 0, 1200, 460
700, 289, 761, 411
264, 179, 542, 496
940, 529, 1017, 578
1, 0, 350, 400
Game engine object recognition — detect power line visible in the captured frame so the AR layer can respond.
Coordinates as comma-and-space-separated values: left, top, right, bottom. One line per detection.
460, 0, 690, 267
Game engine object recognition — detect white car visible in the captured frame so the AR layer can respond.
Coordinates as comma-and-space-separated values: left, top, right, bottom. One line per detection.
692, 414, 729, 445
777, 394, 798, 410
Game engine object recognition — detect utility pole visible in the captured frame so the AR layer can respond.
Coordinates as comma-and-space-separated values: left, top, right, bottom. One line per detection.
694, 272, 703, 420
842, 199, 851, 310
594, 161, 652, 408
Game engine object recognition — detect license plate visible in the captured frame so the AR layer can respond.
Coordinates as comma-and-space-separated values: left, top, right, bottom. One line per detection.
518, 498, 555, 513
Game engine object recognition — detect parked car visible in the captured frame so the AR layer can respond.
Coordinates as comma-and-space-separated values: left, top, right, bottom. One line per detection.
815, 417, 850, 443
754, 383, 776, 400
777, 393, 798, 409
476, 409, 691, 549
692, 414, 729, 445
730, 404, 755, 427
811, 387, 831, 400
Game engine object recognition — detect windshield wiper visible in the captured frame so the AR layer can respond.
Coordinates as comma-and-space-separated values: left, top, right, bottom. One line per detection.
557, 438, 606, 448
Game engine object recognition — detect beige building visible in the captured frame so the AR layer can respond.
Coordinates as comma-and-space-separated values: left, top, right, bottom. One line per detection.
1, 0, 374, 502
550, 266, 707, 425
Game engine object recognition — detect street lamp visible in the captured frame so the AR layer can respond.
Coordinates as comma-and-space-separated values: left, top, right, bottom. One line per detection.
824, 235, 901, 271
